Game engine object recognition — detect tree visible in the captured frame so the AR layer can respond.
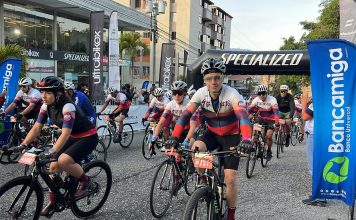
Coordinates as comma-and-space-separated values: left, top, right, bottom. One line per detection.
0, 44, 27, 78
119, 32, 148, 84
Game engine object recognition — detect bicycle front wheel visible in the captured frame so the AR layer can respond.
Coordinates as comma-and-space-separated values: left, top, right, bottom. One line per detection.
97, 125, 112, 150
246, 141, 258, 179
71, 160, 112, 218
260, 143, 269, 168
119, 123, 134, 148
142, 131, 154, 160
150, 159, 174, 218
184, 156, 198, 196
276, 132, 282, 159
290, 125, 298, 146
183, 186, 214, 220
0, 176, 43, 220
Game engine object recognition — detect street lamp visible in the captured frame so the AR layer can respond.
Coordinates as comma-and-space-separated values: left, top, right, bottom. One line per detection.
145, 0, 166, 85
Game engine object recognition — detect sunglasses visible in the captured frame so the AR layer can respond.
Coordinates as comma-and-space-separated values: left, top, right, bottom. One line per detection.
172, 91, 184, 96
280, 90, 287, 93
204, 75, 222, 82
258, 92, 266, 96
20, 85, 27, 88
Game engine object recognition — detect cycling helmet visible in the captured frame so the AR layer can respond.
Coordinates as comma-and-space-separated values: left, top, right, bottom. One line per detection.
187, 85, 196, 98
19, 77, 32, 86
201, 58, 226, 75
257, 84, 268, 93
37, 76, 64, 93
280, 85, 289, 91
64, 81, 75, 90
165, 90, 172, 100
108, 87, 116, 93
171, 81, 188, 91
153, 87, 164, 97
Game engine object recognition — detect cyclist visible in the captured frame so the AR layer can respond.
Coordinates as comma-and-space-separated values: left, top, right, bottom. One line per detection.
97, 85, 131, 143
165, 90, 172, 101
247, 84, 279, 160
187, 86, 196, 99
16, 76, 98, 216
293, 94, 304, 139
64, 81, 96, 125
150, 81, 189, 153
166, 58, 252, 220
142, 87, 170, 140
2, 77, 42, 122
275, 85, 295, 147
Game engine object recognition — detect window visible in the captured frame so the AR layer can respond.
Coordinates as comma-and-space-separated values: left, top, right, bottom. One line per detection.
135, 0, 141, 8
171, 0, 175, 3
171, 32, 176, 40
143, 31, 151, 38
198, 15, 202, 24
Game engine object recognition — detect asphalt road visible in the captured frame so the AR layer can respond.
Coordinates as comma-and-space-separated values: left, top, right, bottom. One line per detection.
0, 131, 351, 220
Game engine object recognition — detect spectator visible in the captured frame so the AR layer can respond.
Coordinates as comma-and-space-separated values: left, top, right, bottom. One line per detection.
136, 89, 147, 105
77, 83, 88, 94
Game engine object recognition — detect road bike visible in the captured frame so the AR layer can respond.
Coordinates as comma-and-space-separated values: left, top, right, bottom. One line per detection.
0, 145, 112, 219
183, 147, 242, 220
290, 117, 304, 146
96, 114, 135, 149
275, 119, 287, 159
150, 146, 197, 218
142, 120, 165, 160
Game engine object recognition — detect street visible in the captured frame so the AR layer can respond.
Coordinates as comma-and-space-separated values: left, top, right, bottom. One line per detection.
0, 131, 351, 220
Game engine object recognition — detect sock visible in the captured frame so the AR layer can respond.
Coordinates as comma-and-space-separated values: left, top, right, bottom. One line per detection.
227, 207, 236, 220
49, 191, 55, 203
78, 173, 89, 183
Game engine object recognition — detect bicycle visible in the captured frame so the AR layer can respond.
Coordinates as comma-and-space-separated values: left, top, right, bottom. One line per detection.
150, 146, 197, 218
246, 123, 269, 178
290, 117, 304, 146
96, 113, 135, 149
275, 119, 287, 159
0, 144, 112, 219
183, 146, 242, 220
142, 120, 165, 160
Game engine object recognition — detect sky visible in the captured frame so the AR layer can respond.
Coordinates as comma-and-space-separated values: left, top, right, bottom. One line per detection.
212, 0, 322, 51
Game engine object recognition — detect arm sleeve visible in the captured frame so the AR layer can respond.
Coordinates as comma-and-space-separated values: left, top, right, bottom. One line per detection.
144, 99, 155, 119
36, 104, 48, 125
247, 98, 257, 114
232, 94, 251, 140
62, 103, 76, 129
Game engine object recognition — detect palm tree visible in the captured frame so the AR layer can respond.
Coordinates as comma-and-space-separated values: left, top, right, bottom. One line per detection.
119, 32, 147, 84
0, 44, 27, 78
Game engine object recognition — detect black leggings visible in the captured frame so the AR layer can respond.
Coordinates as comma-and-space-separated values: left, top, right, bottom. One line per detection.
57, 134, 98, 163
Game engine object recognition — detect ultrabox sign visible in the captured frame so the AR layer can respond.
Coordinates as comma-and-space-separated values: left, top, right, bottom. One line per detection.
89, 11, 104, 102
159, 43, 175, 91
307, 39, 356, 206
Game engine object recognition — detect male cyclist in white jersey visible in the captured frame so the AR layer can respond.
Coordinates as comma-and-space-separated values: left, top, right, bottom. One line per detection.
166, 58, 252, 220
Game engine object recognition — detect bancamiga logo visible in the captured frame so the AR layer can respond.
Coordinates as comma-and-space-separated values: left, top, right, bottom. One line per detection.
323, 156, 349, 184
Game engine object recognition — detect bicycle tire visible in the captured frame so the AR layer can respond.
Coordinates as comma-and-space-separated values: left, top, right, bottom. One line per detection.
246, 141, 257, 179
71, 160, 112, 218
290, 125, 298, 146
0, 176, 43, 220
281, 131, 285, 153
183, 186, 214, 220
142, 131, 154, 160
119, 123, 134, 148
2, 129, 21, 161
276, 132, 282, 159
260, 143, 268, 168
96, 125, 112, 150
150, 159, 174, 218
90, 139, 107, 164
184, 156, 197, 196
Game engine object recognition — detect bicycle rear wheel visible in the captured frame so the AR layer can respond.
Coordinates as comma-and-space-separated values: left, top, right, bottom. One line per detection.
184, 156, 197, 196
183, 186, 213, 220
150, 159, 174, 218
142, 131, 154, 160
119, 123, 134, 148
71, 160, 112, 218
96, 125, 112, 150
246, 141, 258, 178
0, 176, 43, 220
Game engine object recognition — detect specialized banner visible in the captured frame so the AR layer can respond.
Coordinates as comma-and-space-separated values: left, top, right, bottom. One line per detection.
307, 39, 356, 206
340, 0, 356, 43
109, 11, 121, 91
159, 43, 175, 91
89, 11, 104, 102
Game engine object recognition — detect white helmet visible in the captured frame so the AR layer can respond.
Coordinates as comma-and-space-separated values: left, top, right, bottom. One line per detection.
19, 77, 32, 86
165, 90, 172, 100
64, 81, 75, 90
153, 87, 164, 97
280, 85, 289, 91
187, 85, 196, 97
201, 58, 226, 75
108, 87, 116, 93
171, 81, 188, 91
257, 84, 268, 93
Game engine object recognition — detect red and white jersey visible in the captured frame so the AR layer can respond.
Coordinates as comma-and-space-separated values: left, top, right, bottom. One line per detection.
248, 95, 279, 120
14, 88, 42, 109
149, 96, 170, 112
163, 97, 190, 121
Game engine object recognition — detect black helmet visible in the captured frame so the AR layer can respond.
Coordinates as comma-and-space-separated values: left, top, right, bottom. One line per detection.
37, 76, 64, 93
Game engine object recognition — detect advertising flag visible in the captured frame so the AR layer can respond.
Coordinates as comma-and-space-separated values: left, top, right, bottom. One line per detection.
89, 11, 104, 102
109, 11, 121, 91
159, 43, 175, 91
307, 39, 356, 206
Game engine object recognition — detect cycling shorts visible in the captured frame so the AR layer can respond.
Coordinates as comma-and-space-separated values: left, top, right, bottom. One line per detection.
197, 129, 240, 170
152, 112, 172, 129
57, 134, 98, 163
110, 107, 129, 118
279, 111, 291, 120
256, 118, 275, 130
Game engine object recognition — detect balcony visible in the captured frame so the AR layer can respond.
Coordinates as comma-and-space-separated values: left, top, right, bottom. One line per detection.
211, 31, 222, 40
202, 26, 212, 36
212, 14, 223, 26
202, 8, 212, 21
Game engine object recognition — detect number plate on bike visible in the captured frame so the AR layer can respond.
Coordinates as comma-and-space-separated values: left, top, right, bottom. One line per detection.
18, 152, 36, 165
193, 153, 213, 169
253, 124, 262, 131
150, 121, 157, 126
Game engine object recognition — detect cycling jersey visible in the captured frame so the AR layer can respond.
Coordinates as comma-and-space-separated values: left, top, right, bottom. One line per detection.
247, 95, 279, 121
172, 85, 251, 140
36, 97, 96, 137
105, 92, 130, 110
275, 93, 295, 118
144, 96, 169, 119
161, 97, 190, 130
14, 88, 42, 110
72, 91, 96, 123
294, 98, 302, 115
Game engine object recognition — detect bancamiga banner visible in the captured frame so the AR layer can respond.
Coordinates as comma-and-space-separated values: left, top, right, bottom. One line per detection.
109, 11, 121, 91
340, 0, 356, 43
307, 39, 356, 206
89, 11, 104, 102
159, 43, 175, 91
